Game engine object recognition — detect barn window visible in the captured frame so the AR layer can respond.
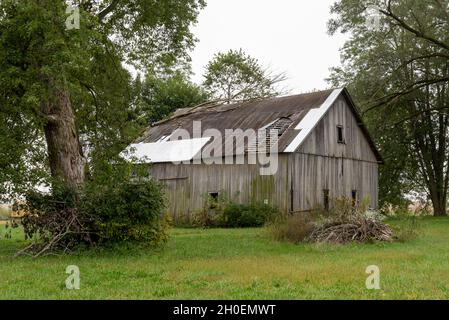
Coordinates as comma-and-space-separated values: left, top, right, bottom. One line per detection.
337, 125, 345, 144
323, 189, 330, 211
208, 192, 219, 209
209, 192, 219, 200
351, 190, 358, 206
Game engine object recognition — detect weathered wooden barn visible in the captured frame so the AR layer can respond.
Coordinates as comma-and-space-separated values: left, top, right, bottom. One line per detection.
127, 88, 383, 220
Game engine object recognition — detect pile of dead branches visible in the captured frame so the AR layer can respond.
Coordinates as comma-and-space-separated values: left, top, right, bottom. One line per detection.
307, 215, 393, 244
15, 188, 97, 258
17, 207, 96, 258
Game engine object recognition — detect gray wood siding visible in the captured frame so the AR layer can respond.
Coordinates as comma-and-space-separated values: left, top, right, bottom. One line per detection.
149, 94, 380, 219
150, 156, 291, 221
151, 155, 378, 219
289, 154, 378, 212
297, 96, 378, 163
291, 95, 379, 211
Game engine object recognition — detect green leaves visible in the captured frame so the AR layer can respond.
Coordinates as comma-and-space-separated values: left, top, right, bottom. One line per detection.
0, 0, 206, 200
96, 0, 206, 70
135, 71, 209, 123
203, 49, 287, 103
329, 0, 449, 211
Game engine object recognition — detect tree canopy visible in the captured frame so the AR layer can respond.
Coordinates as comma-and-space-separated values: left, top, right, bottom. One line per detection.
0, 0, 206, 199
328, 0, 449, 215
134, 71, 209, 124
203, 49, 287, 103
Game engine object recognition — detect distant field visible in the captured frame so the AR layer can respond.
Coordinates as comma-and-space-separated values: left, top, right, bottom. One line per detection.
0, 206, 10, 217
1, 218, 449, 299
0, 206, 11, 225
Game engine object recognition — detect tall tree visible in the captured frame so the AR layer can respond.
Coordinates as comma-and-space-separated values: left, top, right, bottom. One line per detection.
135, 71, 209, 123
0, 0, 205, 198
203, 49, 287, 103
328, 0, 449, 215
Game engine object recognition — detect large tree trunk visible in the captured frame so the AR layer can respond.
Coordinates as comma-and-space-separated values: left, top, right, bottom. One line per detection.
411, 90, 448, 217
429, 184, 447, 216
42, 88, 85, 187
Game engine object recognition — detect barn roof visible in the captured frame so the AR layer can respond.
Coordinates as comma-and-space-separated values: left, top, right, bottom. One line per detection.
126, 88, 383, 164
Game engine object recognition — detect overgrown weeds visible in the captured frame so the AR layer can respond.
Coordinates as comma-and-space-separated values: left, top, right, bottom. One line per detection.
268, 197, 398, 245
265, 213, 316, 243
183, 193, 279, 228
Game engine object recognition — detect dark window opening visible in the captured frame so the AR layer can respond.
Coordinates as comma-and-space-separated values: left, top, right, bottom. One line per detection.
209, 192, 219, 209
337, 125, 345, 144
351, 190, 358, 206
323, 189, 330, 211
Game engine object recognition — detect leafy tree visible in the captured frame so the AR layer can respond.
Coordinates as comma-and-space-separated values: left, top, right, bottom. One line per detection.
328, 0, 449, 215
0, 0, 205, 199
135, 71, 209, 123
203, 49, 287, 103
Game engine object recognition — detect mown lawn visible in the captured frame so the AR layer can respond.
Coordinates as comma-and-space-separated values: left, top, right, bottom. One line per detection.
1, 218, 449, 299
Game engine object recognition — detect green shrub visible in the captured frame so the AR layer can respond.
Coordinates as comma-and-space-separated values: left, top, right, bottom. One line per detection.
266, 214, 315, 243
218, 202, 278, 228
185, 193, 279, 228
83, 178, 169, 244
180, 193, 225, 228
190, 208, 220, 228
19, 163, 169, 256
172, 214, 194, 228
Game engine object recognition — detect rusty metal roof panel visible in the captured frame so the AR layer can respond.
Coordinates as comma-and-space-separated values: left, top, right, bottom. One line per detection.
132, 88, 382, 163
136, 89, 334, 151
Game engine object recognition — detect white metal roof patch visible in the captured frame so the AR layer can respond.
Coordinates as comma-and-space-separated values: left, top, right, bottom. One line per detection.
123, 137, 211, 163
284, 88, 343, 153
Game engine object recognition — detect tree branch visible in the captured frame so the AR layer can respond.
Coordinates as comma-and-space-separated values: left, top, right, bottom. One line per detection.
362, 77, 449, 114
390, 105, 449, 127
379, 1, 449, 52
98, 0, 120, 21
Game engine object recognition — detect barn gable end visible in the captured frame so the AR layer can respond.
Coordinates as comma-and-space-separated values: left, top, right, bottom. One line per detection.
287, 89, 381, 212
297, 91, 380, 163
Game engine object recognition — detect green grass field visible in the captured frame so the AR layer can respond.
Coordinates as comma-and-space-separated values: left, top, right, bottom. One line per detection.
1, 218, 449, 299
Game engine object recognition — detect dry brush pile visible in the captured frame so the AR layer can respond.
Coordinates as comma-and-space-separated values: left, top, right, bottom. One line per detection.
306, 214, 393, 244
12, 171, 169, 258
268, 197, 395, 244
308, 197, 393, 244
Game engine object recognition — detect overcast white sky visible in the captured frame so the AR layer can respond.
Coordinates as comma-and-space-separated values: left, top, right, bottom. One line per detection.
190, 0, 348, 94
